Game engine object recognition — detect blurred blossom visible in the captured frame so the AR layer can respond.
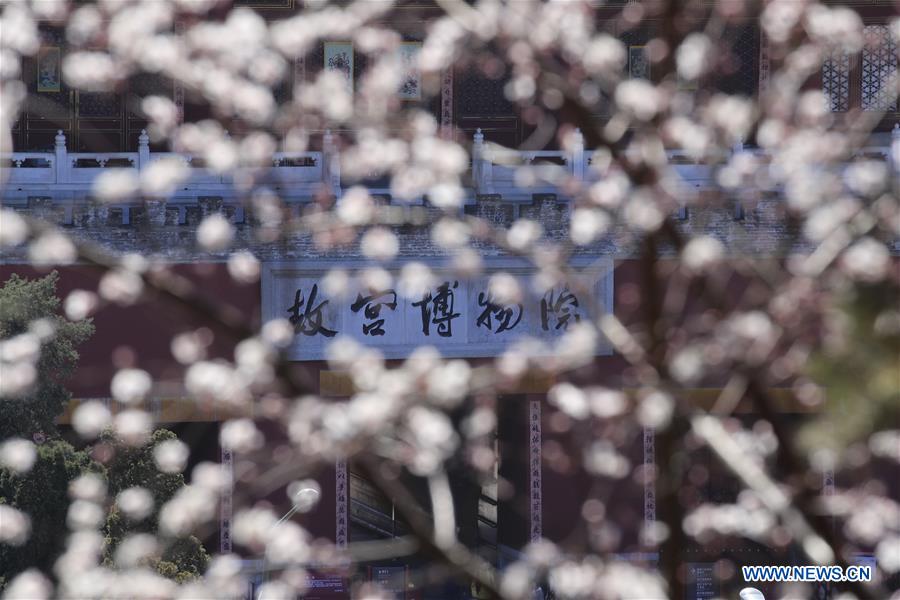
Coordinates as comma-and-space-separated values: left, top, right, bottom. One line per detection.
140, 157, 189, 197
117, 487, 154, 521
261, 319, 295, 349
64, 290, 99, 321
623, 188, 664, 232
549, 383, 590, 420
841, 237, 889, 283
98, 269, 144, 305
487, 272, 522, 305
0, 362, 37, 397
507, 219, 543, 252
670, 345, 705, 384
637, 390, 674, 429
570, 208, 610, 246
360, 227, 399, 261
114, 534, 158, 569
583, 35, 626, 77
62, 51, 117, 91
0, 209, 28, 247
584, 441, 630, 478
705, 95, 754, 143
804, 5, 864, 52
72, 401, 112, 439
681, 236, 724, 274
196, 214, 235, 252
28, 231, 76, 266
113, 409, 152, 447
67, 499, 105, 530
0, 504, 31, 546
1, 569, 53, 600
426, 182, 464, 209
406, 407, 458, 475
677, 34, 712, 81
431, 218, 470, 249
876, 535, 900, 573
93, 170, 139, 203
171, 331, 209, 365
337, 187, 376, 225
397, 262, 435, 299
186, 361, 250, 408
426, 360, 471, 407
160, 484, 218, 537
220, 418, 264, 453
110, 368, 153, 406
869, 431, 900, 463
227, 251, 261, 284
0, 438, 36, 473
154, 438, 190, 474
845, 161, 888, 198
615, 80, 662, 122
69, 473, 107, 503
141, 96, 179, 137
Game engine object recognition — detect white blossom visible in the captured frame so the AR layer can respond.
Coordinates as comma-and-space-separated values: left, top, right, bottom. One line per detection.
682, 236, 724, 273
69, 473, 107, 503
67, 499, 106, 530
110, 369, 153, 406
227, 251, 261, 284
93, 169, 139, 203
196, 213, 235, 252
0, 438, 36, 473
2, 569, 53, 600
360, 227, 399, 261
28, 232, 76, 266
98, 269, 144, 305
0, 209, 28, 247
117, 487, 154, 521
113, 409, 153, 447
220, 418, 264, 453
153, 439, 189, 474
64, 290, 99, 321
0, 505, 30, 546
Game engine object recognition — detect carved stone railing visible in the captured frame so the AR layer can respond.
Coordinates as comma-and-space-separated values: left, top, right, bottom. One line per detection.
471, 124, 900, 198
1, 129, 337, 202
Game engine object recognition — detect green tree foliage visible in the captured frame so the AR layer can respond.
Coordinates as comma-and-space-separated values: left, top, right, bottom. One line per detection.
802, 280, 900, 451
0, 440, 98, 587
102, 429, 210, 582
0, 272, 94, 440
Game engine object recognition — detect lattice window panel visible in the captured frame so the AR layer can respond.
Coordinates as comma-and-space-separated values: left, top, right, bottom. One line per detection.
823, 51, 850, 112
862, 25, 898, 112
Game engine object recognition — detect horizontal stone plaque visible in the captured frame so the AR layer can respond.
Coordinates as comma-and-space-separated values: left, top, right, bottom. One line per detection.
261, 259, 613, 360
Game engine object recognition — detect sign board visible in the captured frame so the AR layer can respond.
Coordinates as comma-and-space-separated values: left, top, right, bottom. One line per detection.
685, 562, 717, 599
261, 259, 614, 361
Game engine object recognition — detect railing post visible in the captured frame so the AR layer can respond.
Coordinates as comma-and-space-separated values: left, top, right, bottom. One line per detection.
54, 130, 67, 184
138, 129, 151, 171
472, 128, 492, 193
323, 130, 341, 198
572, 127, 585, 181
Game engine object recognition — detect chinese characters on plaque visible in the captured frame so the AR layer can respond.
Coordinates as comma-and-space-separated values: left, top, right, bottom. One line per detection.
287, 280, 585, 339
264, 265, 612, 360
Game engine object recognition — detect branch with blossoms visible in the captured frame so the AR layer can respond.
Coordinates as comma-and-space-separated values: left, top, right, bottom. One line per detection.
1, 0, 898, 599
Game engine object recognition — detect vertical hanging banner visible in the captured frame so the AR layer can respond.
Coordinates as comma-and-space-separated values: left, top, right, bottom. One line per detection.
324, 42, 354, 95
261, 259, 614, 360
529, 399, 542, 542
335, 459, 348, 549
